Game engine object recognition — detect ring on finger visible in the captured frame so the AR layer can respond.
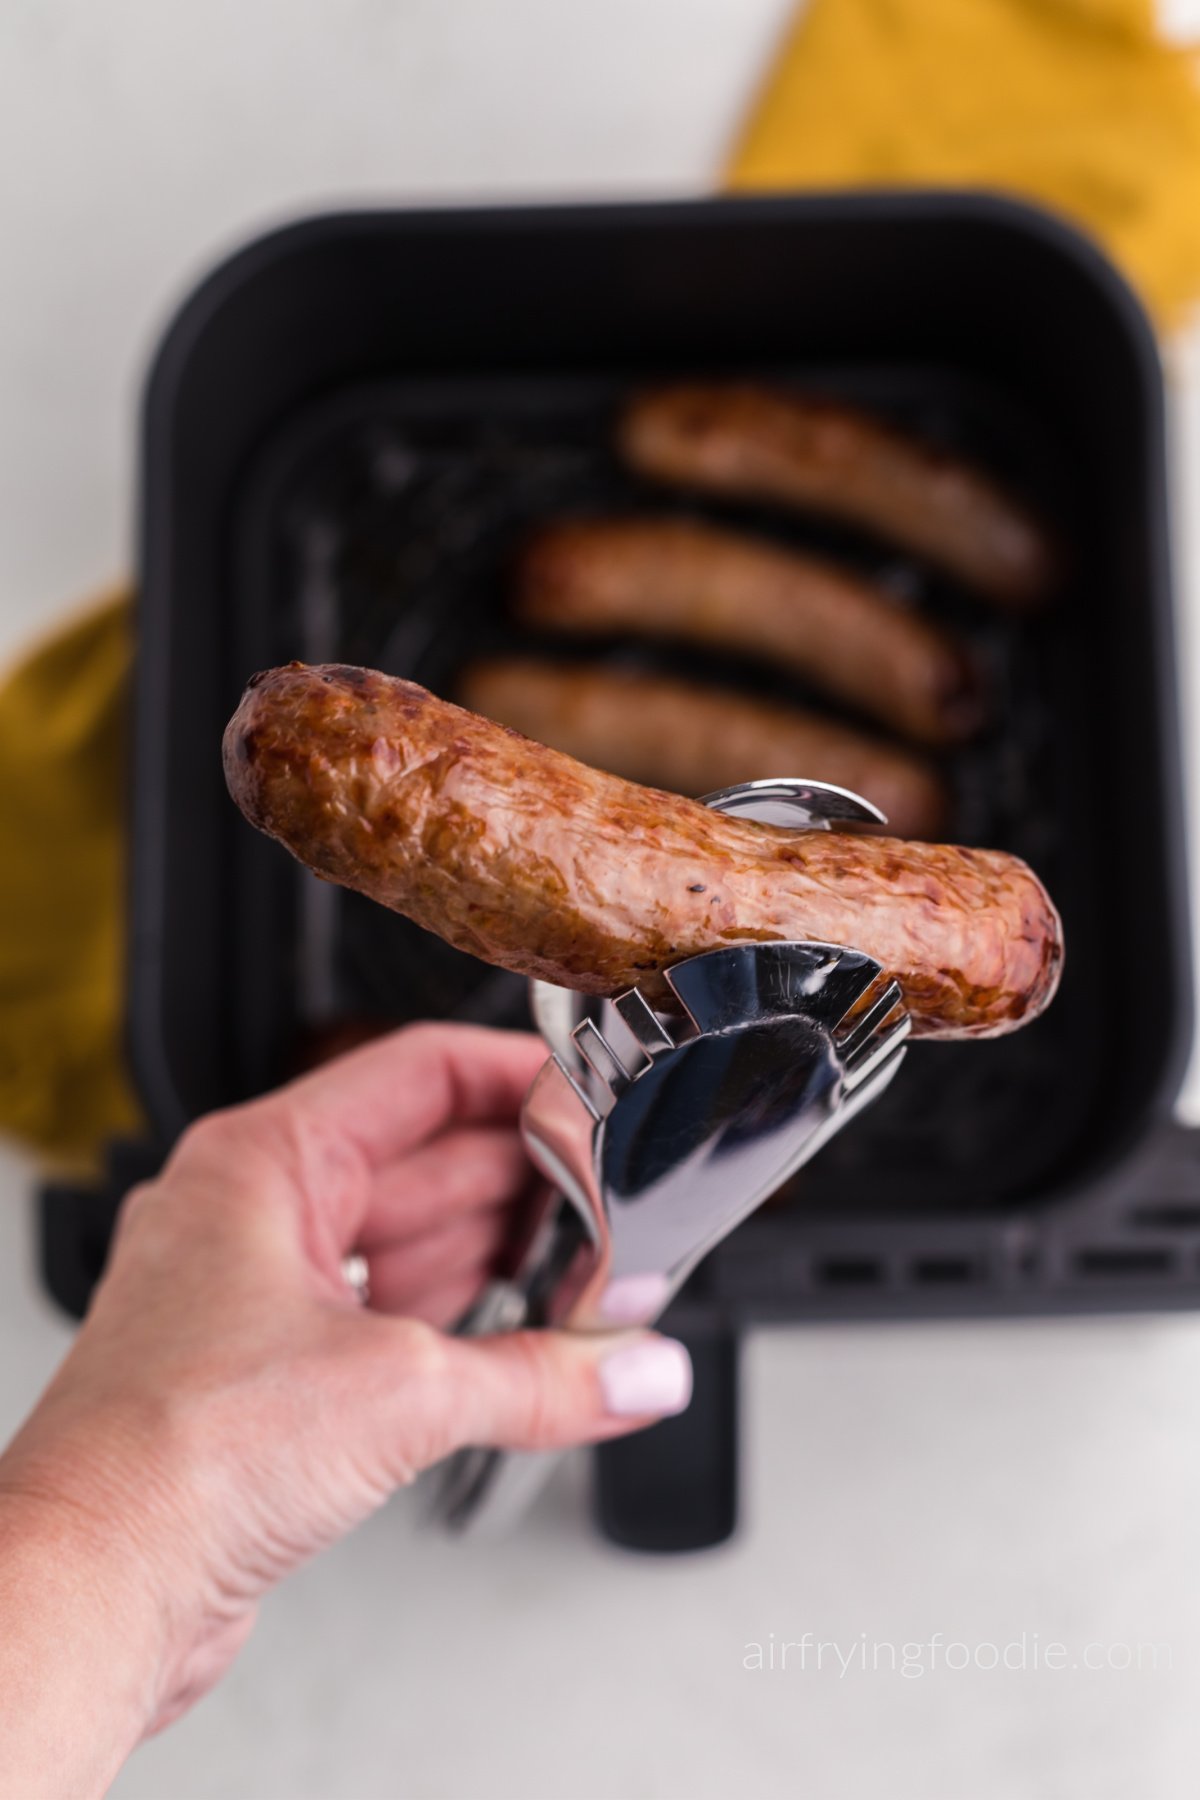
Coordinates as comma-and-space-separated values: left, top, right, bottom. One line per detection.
340, 1252, 370, 1307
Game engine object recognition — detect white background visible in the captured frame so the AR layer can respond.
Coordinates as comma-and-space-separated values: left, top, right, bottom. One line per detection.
3, 4, 1200, 1797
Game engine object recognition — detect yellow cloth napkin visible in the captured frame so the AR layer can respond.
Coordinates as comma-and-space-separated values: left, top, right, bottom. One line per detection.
729, 0, 1200, 324
0, 592, 142, 1166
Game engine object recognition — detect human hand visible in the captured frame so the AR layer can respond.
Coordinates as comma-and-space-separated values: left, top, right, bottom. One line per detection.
0, 1024, 691, 1785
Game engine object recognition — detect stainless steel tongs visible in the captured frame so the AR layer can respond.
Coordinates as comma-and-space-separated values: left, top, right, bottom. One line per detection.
432, 777, 910, 1533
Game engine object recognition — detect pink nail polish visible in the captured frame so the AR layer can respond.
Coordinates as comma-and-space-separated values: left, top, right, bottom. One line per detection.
598, 1338, 693, 1418
597, 1272, 671, 1325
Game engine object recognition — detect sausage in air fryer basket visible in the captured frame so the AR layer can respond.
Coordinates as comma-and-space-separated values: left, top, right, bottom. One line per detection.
516, 517, 984, 746
618, 386, 1057, 606
457, 658, 948, 840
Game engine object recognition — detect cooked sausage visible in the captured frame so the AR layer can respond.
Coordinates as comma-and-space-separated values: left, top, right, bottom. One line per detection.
457, 659, 948, 839
619, 387, 1057, 606
224, 663, 1062, 1040
516, 517, 983, 745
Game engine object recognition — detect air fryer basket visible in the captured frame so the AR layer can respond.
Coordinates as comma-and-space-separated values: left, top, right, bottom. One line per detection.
226, 367, 1074, 1215
39, 196, 1199, 1548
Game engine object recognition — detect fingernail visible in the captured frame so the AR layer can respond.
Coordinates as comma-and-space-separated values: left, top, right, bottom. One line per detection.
597, 1272, 671, 1326
598, 1337, 693, 1419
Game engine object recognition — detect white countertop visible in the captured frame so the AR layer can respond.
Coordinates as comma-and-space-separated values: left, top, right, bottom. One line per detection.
4, 4, 1200, 1796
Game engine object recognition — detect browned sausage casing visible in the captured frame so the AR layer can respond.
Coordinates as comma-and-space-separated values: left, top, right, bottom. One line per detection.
457, 659, 948, 840
517, 518, 983, 746
619, 387, 1057, 606
223, 663, 1063, 1040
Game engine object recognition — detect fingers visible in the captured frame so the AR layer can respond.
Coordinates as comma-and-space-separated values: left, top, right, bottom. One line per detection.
212, 1023, 547, 1263
364, 1207, 511, 1314
357, 1126, 533, 1250
401, 1274, 491, 1332
281, 1023, 547, 1172
415, 1327, 694, 1462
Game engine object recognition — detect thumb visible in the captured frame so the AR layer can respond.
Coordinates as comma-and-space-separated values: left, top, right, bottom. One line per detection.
426, 1326, 694, 1460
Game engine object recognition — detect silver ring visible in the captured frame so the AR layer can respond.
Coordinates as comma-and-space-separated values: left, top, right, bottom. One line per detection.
341, 1252, 370, 1307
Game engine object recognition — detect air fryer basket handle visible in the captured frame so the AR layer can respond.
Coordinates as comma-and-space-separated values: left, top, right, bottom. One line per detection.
593, 1319, 739, 1553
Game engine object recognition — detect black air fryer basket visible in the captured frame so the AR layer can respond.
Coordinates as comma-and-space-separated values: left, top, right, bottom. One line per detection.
41, 196, 1199, 1551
